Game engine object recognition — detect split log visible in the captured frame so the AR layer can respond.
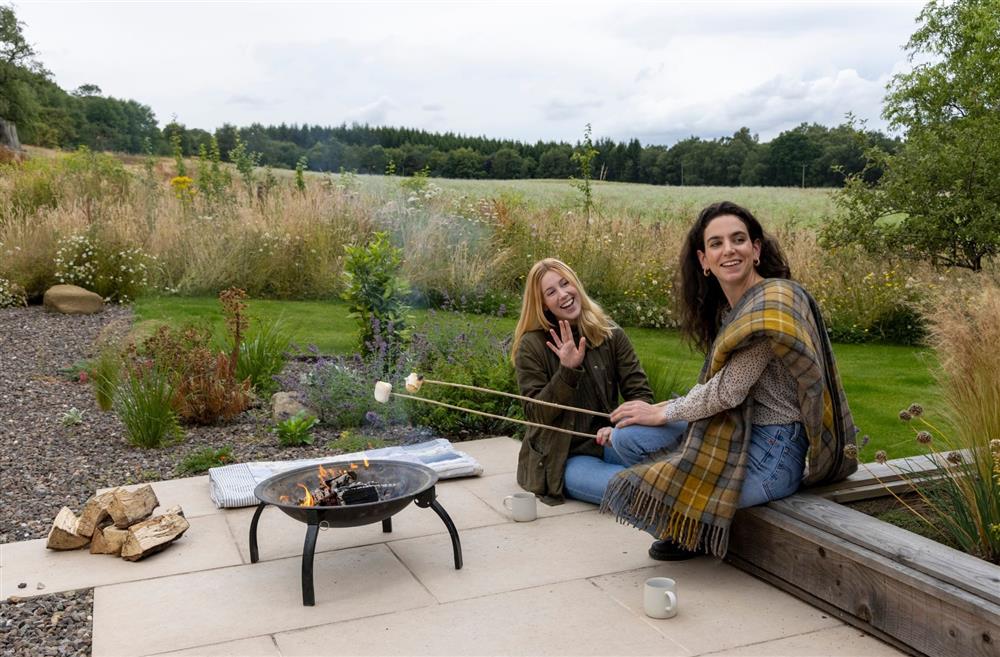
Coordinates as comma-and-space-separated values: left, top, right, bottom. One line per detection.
76, 490, 116, 537
90, 524, 129, 556
120, 507, 189, 561
46, 507, 90, 550
108, 485, 159, 528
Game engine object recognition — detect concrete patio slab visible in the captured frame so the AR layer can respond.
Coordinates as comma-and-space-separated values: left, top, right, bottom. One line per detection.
91, 543, 436, 657
225, 480, 506, 563
151, 636, 280, 657
273, 578, 690, 656
451, 435, 520, 474
704, 625, 905, 656
388, 509, 656, 603
5, 438, 906, 656
588, 562, 842, 655
0, 513, 242, 598
456, 472, 595, 519
98, 475, 220, 519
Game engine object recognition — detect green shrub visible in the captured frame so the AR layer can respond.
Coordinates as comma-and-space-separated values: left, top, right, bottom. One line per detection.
400, 165, 431, 195
0, 276, 26, 308
295, 355, 388, 429
138, 289, 253, 425
60, 146, 131, 210
295, 156, 308, 193
274, 410, 319, 446
196, 137, 232, 207
404, 311, 522, 437
1, 158, 59, 221
235, 317, 291, 395
90, 347, 121, 412
342, 231, 410, 359
177, 446, 234, 475
53, 230, 152, 302
229, 136, 260, 197
114, 364, 182, 448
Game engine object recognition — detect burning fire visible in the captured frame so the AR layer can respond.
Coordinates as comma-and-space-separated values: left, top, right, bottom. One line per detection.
295, 458, 372, 507
297, 483, 314, 507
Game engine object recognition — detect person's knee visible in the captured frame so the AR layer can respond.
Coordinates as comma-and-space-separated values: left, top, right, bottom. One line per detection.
611, 426, 648, 463
612, 424, 684, 465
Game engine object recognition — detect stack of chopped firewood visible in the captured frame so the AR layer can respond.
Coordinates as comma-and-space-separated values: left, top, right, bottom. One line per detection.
46, 485, 189, 561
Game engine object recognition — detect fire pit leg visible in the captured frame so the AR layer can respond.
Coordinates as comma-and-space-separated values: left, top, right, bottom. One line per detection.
249, 502, 267, 563
302, 521, 320, 606
415, 488, 463, 570
382, 518, 392, 533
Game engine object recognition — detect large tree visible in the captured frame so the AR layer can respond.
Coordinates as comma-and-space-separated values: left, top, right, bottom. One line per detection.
826, 0, 1000, 270
0, 4, 46, 130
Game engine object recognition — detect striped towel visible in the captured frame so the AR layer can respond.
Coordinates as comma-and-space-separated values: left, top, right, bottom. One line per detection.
208, 438, 483, 508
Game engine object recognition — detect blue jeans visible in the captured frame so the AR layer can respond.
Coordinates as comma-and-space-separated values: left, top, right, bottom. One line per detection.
563, 422, 687, 505
737, 422, 807, 508
564, 421, 806, 512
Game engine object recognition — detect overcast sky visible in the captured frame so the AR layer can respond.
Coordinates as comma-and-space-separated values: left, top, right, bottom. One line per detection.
16, 0, 925, 146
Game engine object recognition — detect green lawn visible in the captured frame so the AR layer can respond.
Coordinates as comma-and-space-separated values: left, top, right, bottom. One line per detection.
134, 296, 937, 458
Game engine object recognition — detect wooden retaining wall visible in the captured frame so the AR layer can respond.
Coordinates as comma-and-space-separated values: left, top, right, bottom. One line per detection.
727, 456, 1000, 657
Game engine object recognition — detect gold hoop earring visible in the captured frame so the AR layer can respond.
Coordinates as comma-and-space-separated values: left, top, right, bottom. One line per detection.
754, 257, 760, 266
703, 268, 711, 277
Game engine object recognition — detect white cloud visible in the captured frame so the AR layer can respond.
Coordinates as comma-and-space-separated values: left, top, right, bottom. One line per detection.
15, 0, 924, 145
346, 96, 396, 124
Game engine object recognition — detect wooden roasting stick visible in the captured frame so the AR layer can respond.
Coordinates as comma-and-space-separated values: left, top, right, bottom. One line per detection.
387, 389, 600, 439
417, 378, 611, 419
403, 372, 611, 419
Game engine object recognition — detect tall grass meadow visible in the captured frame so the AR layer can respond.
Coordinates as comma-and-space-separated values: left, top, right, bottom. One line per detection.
2, 147, 997, 347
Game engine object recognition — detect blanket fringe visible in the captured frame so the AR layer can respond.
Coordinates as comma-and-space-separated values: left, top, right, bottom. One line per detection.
600, 475, 731, 558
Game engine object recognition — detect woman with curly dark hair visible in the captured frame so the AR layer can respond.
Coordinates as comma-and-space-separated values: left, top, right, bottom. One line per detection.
604, 201, 858, 561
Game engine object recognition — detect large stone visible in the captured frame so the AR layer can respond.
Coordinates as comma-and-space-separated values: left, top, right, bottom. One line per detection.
270, 391, 309, 421
0, 119, 24, 165
43, 285, 104, 315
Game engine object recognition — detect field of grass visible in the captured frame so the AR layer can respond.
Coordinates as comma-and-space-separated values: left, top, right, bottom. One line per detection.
317, 169, 838, 227
134, 296, 936, 459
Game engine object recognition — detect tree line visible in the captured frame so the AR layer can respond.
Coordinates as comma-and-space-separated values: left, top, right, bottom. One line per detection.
2, 4, 899, 187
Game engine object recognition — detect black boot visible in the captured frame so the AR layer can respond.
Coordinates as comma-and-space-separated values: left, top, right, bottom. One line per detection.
648, 539, 699, 561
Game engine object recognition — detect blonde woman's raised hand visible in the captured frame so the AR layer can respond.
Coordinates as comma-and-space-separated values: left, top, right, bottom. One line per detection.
546, 320, 586, 369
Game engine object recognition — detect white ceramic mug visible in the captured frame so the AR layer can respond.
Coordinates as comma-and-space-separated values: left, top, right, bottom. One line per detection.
502, 492, 537, 522
643, 577, 678, 619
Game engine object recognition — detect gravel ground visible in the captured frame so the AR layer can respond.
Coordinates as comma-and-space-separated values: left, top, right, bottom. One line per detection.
0, 304, 439, 656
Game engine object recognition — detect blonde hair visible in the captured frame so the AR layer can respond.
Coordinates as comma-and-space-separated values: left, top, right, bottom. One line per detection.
510, 258, 615, 364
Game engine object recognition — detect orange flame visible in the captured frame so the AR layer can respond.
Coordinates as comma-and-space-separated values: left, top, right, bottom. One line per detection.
363, 455, 369, 468
297, 483, 314, 507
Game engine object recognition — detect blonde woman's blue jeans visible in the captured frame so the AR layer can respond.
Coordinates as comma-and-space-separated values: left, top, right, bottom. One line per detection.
563, 423, 686, 505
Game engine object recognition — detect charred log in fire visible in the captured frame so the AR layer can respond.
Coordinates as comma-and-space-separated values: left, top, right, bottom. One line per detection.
289, 466, 396, 507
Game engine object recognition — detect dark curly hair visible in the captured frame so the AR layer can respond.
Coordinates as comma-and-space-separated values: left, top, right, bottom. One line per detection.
678, 201, 792, 352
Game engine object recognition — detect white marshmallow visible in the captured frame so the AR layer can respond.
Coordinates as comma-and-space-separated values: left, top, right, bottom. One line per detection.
373, 381, 392, 403
405, 372, 424, 393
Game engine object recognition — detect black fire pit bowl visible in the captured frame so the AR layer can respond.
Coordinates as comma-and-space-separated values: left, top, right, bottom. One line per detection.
249, 458, 462, 606
253, 459, 437, 527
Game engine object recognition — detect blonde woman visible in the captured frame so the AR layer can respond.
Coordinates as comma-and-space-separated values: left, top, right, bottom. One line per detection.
511, 258, 686, 505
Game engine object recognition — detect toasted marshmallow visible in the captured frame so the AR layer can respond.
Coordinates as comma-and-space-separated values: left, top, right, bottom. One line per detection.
405, 372, 424, 393
373, 381, 392, 403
